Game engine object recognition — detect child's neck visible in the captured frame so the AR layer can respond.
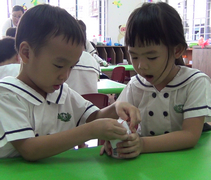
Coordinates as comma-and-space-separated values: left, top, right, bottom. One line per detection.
154, 65, 180, 91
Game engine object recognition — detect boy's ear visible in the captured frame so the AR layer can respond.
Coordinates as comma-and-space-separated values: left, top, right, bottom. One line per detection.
19, 41, 31, 64
174, 44, 185, 59
16, 54, 21, 63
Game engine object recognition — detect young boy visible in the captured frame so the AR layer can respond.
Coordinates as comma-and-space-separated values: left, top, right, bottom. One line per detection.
0, 4, 141, 161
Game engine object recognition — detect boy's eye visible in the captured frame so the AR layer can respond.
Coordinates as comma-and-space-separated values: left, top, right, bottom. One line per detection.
148, 57, 157, 60
54, 64, 63, 68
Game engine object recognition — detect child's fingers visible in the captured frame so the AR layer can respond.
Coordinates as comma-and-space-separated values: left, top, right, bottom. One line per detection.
128, 111, 141, 131
113, 134, 129, 141
100, 142, 112, 156
113, 123, 128, 135
100, 145, 105, 155
119, 151, 140, 159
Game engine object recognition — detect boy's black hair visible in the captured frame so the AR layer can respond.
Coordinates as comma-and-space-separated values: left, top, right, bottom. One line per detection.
15, 4, 85, 56
12, 5, 24, 13
0, 37, 17, 63
6, 27, 17, 37
77, 20, 86, 33
125, 2, 187, 65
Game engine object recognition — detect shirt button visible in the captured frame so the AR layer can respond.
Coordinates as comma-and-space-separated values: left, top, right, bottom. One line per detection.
163, 111, 168, 117
149, 111, 154, 116
163, 93, 169, 98
152, 92, 156, 98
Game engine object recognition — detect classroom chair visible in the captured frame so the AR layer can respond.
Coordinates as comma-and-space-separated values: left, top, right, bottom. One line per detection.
82, 93, 109, 145
82, 93, 109, 109
111, 66, 126, 83
110, 66, 126, 101
117, 63, 131, 82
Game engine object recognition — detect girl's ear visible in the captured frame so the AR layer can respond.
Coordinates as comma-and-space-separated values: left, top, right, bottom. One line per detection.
19, 41, 31, 64
174, 44, 185, 59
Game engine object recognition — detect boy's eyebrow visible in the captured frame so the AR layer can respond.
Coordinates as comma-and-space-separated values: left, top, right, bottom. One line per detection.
55, 57, 69, 63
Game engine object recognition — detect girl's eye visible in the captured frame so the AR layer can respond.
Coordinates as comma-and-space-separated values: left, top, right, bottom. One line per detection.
54, 64, 63, 68
131, 57, 138, 60
148, 57, 157, 60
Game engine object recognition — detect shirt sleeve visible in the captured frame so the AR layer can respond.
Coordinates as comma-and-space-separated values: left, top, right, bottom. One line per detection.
184, 76, 211, 122
72, 91, 99, 125
0, 91, 35, 147
86, 40, 97, 55
117, 81, 136, 105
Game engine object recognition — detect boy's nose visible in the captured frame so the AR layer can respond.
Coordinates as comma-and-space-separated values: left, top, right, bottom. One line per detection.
59, 70, 71, 81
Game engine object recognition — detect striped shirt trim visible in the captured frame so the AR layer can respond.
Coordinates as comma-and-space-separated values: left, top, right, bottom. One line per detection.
76, 104, 96, 126
89, 49, 96, 54
0, 127, 33, 141
0, 82, 42, 103
136, 71, 202, 88
166, 71, 201, 88
183, 105, 211, 113
56, 84, 63, 104
136, 75, 153, 88
75, 65, 100, 73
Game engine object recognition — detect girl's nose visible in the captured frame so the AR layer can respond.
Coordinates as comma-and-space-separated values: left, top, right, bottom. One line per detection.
138, 61, 148, 70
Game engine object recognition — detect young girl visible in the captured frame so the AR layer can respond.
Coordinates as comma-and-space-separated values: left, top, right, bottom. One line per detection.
101, 2, 211, 158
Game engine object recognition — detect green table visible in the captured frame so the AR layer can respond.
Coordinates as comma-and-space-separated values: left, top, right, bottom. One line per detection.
1, 132, 211, 180
100, 65, 136, 79
100, 64, 134, 72
97, 79, 126, 94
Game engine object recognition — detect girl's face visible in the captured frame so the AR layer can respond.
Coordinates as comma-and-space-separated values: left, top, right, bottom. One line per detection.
128, 42, 180, 91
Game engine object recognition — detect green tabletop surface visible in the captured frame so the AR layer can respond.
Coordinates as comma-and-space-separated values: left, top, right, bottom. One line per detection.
101, 64, 134, 72
1, 131, 211, 180
97, 79, 126, 94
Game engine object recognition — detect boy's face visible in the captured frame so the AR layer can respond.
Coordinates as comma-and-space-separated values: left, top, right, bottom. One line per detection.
18, 35, 83, 98
12, 10, 23, 26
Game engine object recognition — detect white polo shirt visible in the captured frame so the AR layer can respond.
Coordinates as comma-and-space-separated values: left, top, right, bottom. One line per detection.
1, 18, 14, 37
0, 77, 99, 158
66, 51, 100, 95
117, 66, 211, 136
0, 64, 20, 79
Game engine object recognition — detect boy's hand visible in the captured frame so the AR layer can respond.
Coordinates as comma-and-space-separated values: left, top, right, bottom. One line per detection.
115, 101, 141, 132
90, 119, 129, 141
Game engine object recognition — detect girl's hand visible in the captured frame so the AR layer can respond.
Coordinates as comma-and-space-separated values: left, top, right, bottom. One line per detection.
90, 119, 129, 141
100, 141, 112, 156
115, 101, 141, 133
116, 133, 143, 159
